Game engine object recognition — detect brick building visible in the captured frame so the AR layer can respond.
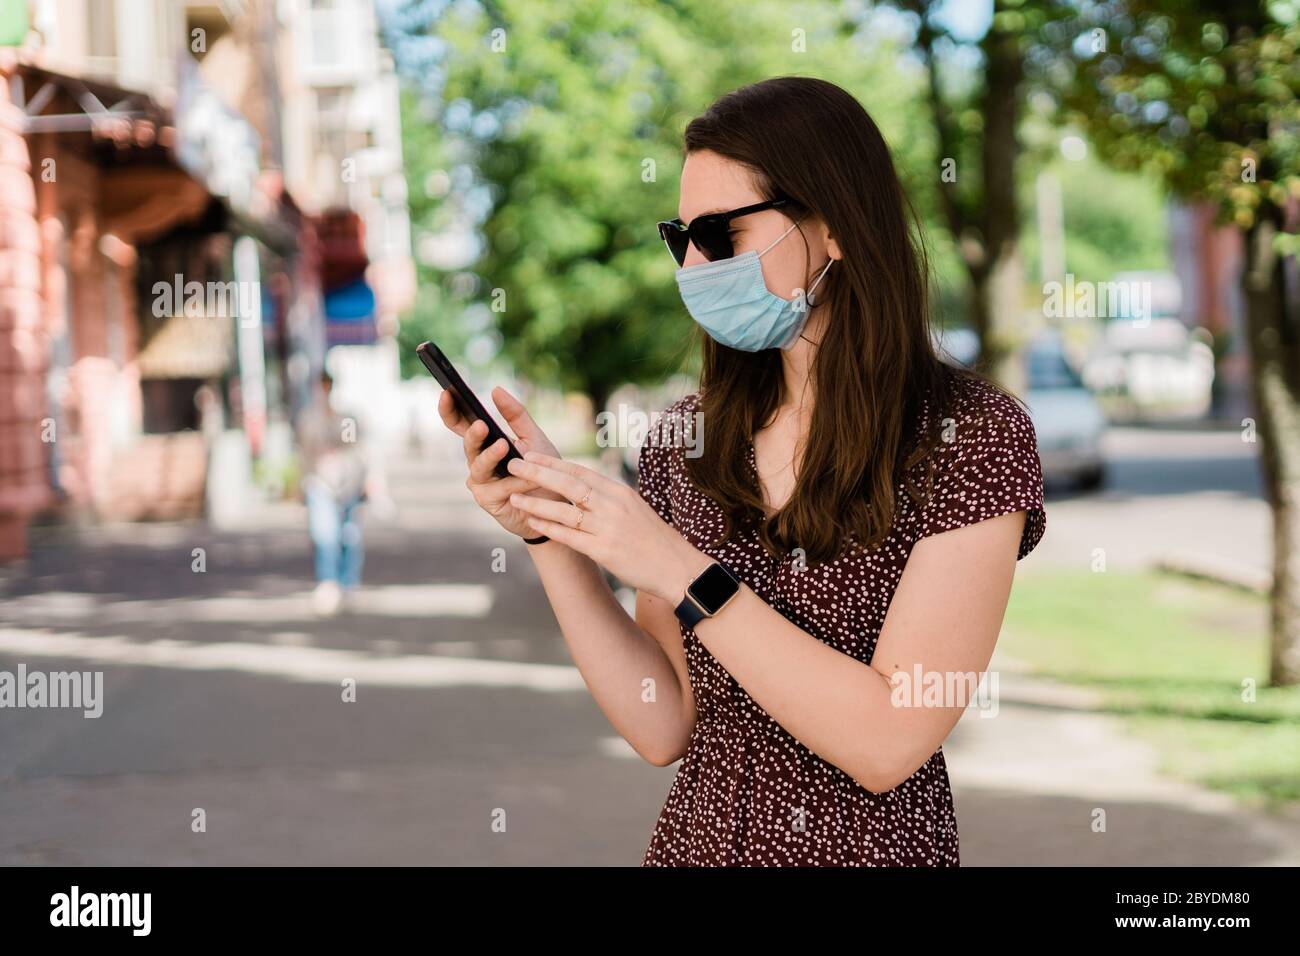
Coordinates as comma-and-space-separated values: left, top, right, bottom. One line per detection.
0, 1, 413, 559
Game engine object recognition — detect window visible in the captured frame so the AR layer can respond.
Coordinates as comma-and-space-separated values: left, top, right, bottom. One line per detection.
141, 379, 203, 434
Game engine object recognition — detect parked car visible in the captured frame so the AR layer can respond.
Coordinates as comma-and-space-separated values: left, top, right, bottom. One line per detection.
934, 327, 1107, 490
1024, 334, 1107, 490
1081, 317, 1215, 422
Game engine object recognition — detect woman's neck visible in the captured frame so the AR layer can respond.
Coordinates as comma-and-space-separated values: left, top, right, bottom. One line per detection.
774, 305, 827, 420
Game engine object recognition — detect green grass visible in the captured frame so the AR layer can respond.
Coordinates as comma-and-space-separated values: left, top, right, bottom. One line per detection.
1002, 569, 1300, 805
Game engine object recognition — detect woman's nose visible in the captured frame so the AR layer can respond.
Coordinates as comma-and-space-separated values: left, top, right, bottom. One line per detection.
681, 242, 710, 268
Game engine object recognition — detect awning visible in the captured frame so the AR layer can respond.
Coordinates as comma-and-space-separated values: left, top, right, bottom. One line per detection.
324, 277, 376, 320
324, 277, 377, 346
100, 166, 211, 243
136, 314, 234, 379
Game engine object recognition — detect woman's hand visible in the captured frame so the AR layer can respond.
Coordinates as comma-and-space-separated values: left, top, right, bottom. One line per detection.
436, 386, 567, 539
505, 450, 710, 603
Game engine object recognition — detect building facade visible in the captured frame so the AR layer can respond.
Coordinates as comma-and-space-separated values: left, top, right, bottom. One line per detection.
0, 0, 412, 558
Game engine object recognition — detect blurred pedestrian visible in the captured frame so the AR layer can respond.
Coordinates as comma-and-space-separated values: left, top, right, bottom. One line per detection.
300, 369, 376, 616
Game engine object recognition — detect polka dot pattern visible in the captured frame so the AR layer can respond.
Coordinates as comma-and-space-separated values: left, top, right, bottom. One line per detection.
636, 374, 1046, 866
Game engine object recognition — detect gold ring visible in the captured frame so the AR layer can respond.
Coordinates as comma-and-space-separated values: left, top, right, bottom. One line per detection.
578, 488, 593, 509
573, 506, 585, 530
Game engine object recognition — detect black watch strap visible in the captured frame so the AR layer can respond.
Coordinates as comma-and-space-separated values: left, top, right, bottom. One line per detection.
522, 534, 549, 545
674, 591, 708, 629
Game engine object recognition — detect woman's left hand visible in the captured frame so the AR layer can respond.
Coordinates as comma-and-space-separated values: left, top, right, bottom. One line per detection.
505, 451, 708, 603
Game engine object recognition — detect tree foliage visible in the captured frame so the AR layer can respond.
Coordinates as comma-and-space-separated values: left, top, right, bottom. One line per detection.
1029, 0, 1299, 232
385, 0, 924, 407
1031, 0, 1300, 685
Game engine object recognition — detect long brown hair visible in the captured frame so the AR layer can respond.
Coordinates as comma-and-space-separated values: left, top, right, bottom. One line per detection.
682, 76, 973, 564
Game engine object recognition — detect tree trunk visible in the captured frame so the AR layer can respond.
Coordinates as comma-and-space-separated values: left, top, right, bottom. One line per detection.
975, 5, 1028, 396
588, 383, 611, 427
978, 245, 1028, 395
1241, 209, 1300, 686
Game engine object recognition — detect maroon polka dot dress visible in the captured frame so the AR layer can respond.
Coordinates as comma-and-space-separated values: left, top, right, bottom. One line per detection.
636, 374, 1046, 866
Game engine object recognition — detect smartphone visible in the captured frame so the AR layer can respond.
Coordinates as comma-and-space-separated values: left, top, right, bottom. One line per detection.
416, 341, 524, 480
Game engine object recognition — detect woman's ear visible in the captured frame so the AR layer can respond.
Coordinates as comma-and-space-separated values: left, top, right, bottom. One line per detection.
821, 222, 843, 261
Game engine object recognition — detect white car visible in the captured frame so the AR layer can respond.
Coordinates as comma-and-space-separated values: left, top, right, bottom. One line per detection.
1025, 337, 1107, 489
1082, 318, 1215, 422
935, 328, 1107, 490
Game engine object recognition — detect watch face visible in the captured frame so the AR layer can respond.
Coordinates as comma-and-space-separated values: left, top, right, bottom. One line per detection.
688, 563, 739, 613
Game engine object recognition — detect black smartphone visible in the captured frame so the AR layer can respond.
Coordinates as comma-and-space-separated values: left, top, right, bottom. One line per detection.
416, 341, 524, 479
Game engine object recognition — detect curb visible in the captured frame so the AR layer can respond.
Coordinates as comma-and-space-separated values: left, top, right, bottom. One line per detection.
1152, 550, 1271, 595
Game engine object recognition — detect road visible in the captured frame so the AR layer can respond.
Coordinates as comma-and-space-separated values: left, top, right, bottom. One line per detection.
1033, 424, 1268, 574
0, 423, 1289, 866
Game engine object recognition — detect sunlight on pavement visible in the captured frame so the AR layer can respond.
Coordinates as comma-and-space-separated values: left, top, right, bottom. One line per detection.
0, 584, 493, 625
0, 628, 584, 691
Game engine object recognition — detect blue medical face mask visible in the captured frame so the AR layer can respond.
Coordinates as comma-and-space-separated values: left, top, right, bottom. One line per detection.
674, 220, 834, 352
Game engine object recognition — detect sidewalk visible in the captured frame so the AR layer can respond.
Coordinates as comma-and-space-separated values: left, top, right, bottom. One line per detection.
946, 661, 1300, 866
0, 444, 671, 865
1, 441, 1295, 865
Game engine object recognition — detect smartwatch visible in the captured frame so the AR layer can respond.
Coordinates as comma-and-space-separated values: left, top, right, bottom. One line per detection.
674, 561, 741, 628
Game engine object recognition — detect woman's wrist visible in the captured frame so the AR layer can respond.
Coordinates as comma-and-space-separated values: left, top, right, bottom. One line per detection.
655, 539, 714, 606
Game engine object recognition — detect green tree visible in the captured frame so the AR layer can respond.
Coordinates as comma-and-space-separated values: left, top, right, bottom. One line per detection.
388, 0, 924, 414
1016, 152, 1171, 282
899, 0, 1071, 391
888, 2, 1170, 355
1037, 1, 1299, 684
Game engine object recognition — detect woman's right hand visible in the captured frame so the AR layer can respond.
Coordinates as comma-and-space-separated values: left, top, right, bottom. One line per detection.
436, 385, 568, 539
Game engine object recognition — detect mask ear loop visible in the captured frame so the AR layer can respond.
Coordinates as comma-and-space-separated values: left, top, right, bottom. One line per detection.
806, 258, 834, 306
756, 219, 800, 257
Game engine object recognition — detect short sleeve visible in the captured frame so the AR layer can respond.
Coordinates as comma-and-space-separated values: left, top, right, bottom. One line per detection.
637, 440, 674, 525
637, 399, 691, 526
913, 383, 1046, 561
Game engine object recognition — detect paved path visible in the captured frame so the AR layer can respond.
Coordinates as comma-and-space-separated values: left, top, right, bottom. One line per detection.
1, 429, 1294, 865
948, 659, 1300, 866
1033, 425, 1269, 575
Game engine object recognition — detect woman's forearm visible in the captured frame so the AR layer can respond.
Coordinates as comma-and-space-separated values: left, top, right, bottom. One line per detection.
690, 584, 897, 787
524, 540, 693, 764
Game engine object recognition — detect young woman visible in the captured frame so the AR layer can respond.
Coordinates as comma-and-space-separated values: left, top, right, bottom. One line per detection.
438, 77, 1046, 866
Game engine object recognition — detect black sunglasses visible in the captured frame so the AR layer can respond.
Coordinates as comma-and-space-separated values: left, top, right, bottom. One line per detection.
656, 198, 791, 267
